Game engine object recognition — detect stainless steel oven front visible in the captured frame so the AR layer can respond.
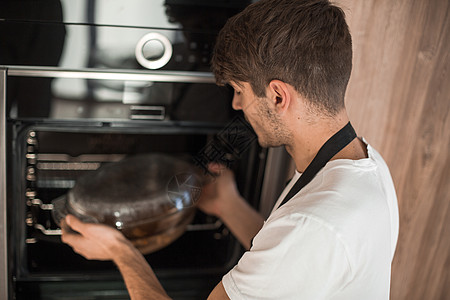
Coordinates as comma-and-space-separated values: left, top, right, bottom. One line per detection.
0, 1, 292, 299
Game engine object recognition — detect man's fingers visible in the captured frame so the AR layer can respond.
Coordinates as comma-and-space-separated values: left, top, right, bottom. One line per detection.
61, 218, 79, 239
60, 219, 94, 258
60, 231, 94, 259
60, 216, 87, 247
208, 162, 223, 174
65, 214, 88, 233
207, 163, 232, 177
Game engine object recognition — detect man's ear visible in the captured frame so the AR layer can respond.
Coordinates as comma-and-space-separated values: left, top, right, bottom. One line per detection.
267, 80, 291, 114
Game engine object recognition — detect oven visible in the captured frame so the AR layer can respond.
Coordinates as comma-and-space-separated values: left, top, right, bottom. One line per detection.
0, 1, 292, 299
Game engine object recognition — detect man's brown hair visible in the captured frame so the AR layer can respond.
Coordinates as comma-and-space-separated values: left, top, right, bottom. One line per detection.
212, 0, 352, 115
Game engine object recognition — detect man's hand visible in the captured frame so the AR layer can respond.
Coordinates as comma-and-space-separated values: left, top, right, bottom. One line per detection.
61, 215, 171, 299
197, 163, 264, 250
61, 214, 131, 261
197, 163, 242, 218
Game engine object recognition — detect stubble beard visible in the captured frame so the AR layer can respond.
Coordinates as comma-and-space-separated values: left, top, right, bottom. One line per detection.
254, 98, 291, 148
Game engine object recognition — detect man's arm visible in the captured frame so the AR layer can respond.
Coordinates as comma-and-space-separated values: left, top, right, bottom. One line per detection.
215, 193, 264, 250
197, 164, 264, 250
62, 215, 231, 300
61, 215, 170, 300
208, 282, 230, 300
113, 241, 170, 299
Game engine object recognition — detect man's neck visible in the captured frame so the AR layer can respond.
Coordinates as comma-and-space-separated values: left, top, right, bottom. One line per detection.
285, 111, 366, 173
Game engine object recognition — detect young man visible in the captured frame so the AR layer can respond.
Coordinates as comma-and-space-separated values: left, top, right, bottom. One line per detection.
61, 0, 399, 299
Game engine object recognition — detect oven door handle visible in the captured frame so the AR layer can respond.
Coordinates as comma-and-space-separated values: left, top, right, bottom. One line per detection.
5, 65, 215, 83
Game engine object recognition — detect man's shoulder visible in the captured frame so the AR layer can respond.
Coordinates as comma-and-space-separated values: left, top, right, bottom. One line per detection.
266, 145, 395, 256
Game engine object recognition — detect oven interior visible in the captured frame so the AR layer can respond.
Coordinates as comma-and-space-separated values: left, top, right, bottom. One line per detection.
9, 122, 266, 299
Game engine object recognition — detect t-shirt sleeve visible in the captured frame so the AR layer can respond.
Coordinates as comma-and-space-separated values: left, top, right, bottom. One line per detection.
222, 213, 354, 300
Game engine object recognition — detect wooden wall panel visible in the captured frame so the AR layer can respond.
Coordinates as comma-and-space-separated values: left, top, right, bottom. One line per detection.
334, 0, 449, 299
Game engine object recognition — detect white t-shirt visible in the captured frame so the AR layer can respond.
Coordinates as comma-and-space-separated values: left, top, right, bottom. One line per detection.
222, 142, 399, 299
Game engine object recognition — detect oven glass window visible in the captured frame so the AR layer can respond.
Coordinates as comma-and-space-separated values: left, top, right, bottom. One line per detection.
7, 76, 234, 123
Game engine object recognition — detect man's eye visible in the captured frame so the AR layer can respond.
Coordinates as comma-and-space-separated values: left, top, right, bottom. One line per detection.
235, 90, 241, 95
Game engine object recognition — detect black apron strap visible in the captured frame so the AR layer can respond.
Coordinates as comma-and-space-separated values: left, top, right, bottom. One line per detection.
277, 122, 357, 209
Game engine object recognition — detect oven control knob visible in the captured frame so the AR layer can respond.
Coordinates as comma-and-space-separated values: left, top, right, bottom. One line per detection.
135, 33, 173, 69
143, 40, 165, 60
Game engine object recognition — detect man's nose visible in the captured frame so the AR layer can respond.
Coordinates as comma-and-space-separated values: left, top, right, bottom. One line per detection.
232, 96, 242, 110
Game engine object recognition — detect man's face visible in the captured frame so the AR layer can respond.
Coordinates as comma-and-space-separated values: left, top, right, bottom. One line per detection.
230, 82, 287, 148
